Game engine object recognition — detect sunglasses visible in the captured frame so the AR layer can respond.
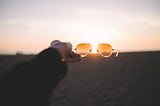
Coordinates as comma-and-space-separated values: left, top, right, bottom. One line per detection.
75, 43, 119, 58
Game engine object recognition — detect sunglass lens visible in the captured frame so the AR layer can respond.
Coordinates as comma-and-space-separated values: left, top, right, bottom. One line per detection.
76, 43, 92, 57
97, 43, 112, 57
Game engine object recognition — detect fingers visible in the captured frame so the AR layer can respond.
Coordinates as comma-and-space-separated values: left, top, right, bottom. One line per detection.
50, 40, 81, 63
66, 52, 81, 63
50, 40, 72, 59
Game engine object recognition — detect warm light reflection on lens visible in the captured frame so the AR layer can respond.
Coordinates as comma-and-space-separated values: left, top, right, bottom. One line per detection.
76, 43, 92, 57
97, 43, 112, 57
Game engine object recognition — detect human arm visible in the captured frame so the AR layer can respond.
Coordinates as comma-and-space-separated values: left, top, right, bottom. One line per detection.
0, 41, 81, 106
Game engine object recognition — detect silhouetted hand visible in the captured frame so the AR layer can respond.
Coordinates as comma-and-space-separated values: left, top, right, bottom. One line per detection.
65, 51, 81, 62
50, 40, 81, 63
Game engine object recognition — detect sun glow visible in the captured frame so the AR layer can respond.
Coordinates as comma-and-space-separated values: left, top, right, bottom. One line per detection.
77, 26, 117, 53
90, 42, 99, 53
84, 35, 105, 53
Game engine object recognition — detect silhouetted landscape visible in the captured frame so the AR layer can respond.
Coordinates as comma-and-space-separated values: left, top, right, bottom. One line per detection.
0, 51, 160, 106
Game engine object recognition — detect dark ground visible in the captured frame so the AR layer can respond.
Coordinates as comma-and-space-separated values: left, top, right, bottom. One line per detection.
0, 51, 160, 106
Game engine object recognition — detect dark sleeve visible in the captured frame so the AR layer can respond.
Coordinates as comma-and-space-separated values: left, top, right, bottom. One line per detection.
0, 48, 68, 106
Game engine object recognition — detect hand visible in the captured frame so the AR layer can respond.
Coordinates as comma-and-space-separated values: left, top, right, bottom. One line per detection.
65, 51, 81, 62
50, 40, 81, 63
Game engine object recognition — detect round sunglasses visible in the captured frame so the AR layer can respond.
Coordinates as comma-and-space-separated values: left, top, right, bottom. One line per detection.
75, 43, 119, 58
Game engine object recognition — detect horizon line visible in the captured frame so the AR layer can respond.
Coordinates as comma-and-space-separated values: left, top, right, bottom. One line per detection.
0, 50, 160, 55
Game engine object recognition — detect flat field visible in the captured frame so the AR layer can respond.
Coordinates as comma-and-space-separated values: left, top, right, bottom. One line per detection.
0, 52, 160, 106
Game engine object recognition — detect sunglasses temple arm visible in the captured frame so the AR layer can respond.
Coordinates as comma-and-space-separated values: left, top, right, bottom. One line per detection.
112, 49, 119, 57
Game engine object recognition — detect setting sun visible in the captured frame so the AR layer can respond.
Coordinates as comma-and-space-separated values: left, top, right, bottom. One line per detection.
83, 35, 104, 53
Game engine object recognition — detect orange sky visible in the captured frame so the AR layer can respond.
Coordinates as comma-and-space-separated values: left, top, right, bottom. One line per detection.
0, 0, 160, 54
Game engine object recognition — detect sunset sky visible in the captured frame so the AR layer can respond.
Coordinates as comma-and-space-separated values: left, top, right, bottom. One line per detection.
0, 0, 160, 54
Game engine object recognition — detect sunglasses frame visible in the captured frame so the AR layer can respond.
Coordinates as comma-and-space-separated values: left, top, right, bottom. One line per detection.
75, 43, 119, 58
74, 43, 92, 58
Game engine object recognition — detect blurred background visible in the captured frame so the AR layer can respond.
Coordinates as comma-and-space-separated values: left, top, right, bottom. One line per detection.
0, 0, 160, 54
0, 1, 160, 106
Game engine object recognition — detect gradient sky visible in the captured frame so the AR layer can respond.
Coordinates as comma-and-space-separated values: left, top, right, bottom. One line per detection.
0, 0, 160, 54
